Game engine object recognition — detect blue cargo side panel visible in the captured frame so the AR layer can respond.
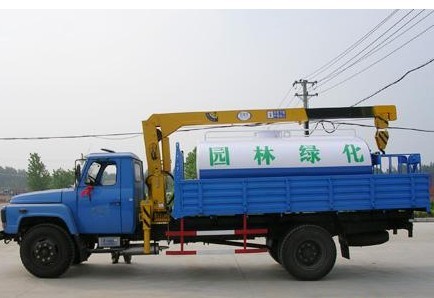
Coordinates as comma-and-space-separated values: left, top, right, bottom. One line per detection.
172, 174, 430, 219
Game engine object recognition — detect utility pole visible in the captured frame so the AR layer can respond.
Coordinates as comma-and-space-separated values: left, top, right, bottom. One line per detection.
293, 79, 318, 136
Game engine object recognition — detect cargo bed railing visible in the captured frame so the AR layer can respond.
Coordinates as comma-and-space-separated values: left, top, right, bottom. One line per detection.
372, 153, 421, 174
174, 143, 185, 182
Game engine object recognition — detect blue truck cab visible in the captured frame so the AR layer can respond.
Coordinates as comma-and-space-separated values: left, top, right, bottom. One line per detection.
1, 152, 147, 278
2, 153, 144, 237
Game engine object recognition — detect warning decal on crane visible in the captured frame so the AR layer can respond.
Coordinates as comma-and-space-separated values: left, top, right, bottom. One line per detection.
375, 130, 389, 152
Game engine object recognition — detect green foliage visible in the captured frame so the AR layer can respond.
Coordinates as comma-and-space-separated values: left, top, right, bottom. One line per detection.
0, 166, 27, 193
414, 201, 434, 218
166, 174, 174, 192
184, 147, 197, 179
50, 168, 75, 189
27, 153, 51, 191
421, 162, 434, 175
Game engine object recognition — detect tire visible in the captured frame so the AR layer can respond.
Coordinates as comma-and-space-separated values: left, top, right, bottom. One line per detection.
279, 225, 336, 281
20, 224, 74, 278
267, 238, 281, 264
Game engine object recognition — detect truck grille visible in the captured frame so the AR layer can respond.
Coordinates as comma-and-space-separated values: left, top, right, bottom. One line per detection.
1, 207, 6, 224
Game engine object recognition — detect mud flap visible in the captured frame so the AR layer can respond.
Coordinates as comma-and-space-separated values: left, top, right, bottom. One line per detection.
339, 236, 350, 259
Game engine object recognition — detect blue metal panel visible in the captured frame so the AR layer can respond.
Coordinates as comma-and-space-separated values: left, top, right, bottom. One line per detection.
173, 174, 431, 219
4, 204, 78, 235
120, 158, 136, 234
10, 189, 63, 204
76, 158, 122, 234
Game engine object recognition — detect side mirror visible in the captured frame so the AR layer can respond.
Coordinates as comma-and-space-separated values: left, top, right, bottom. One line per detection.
75, 164, 81, 184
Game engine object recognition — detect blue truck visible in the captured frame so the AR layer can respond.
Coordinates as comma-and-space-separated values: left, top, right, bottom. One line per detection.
0, 106, 431, 280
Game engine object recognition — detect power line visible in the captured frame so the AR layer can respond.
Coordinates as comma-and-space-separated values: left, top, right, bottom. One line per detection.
320, 12, 434, 93
351, 57, 434, 107
317, 10, 415, 83
310, 120, 434, 134
286, 95, 299, 108
317, 10, 416, 83
3, 62, 434, 143
304, 10, 399, 80
277, 86, 294, 108
0, 132, 143, 141
2, 115, 434, 142
318, 10, 430, 88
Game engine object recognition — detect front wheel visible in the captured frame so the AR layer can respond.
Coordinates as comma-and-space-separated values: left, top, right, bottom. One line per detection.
279, 225, 336, 281
20, 224, 74, 278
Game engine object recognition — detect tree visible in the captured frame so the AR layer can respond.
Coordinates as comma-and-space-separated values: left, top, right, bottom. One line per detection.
422, 162, 434, 175
50, 168, 75, 189
27, 153, 51, 191
184, 147, 197, 179
0, 166, 27, 193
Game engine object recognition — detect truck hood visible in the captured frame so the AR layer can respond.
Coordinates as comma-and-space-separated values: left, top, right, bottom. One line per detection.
10, 189, 71, 204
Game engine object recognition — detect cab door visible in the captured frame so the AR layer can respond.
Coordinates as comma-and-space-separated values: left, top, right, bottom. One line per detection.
77, 159, 122, 234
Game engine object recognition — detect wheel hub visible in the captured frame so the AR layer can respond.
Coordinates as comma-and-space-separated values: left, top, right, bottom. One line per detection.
297, 241, 320, 266
33, 240, 57, 265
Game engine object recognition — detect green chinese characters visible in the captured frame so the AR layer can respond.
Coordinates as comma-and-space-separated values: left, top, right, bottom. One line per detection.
254, 146, 276, 165
208, 143, 364, 168
299, 145, 321, 164
298, 143, 365, 165
209, 147, 230, 166
342, 144, 364, 163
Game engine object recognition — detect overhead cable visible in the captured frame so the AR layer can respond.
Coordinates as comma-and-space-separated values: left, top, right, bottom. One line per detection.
311, 120, 434, 133
277, 86, 294, 107
0, 132, 142, 141
318, 10, 430, 88
317, 10, 415, 83
304, 10, 399, 80
320, 12, 434, 93
351, 57, 434, 107
2, 115, 434, 142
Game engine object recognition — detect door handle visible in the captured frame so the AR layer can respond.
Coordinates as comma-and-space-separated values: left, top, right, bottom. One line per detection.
110, 201, 121, 206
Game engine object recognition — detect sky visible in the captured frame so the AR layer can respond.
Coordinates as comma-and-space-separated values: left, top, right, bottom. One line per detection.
0, 8, 434, 171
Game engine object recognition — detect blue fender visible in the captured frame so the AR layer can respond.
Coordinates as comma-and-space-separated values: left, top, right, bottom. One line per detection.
4, 204, 78, 235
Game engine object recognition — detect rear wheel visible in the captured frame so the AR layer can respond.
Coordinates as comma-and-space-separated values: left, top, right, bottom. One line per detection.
20, 224, 74, 278
279, 225, 336, 281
